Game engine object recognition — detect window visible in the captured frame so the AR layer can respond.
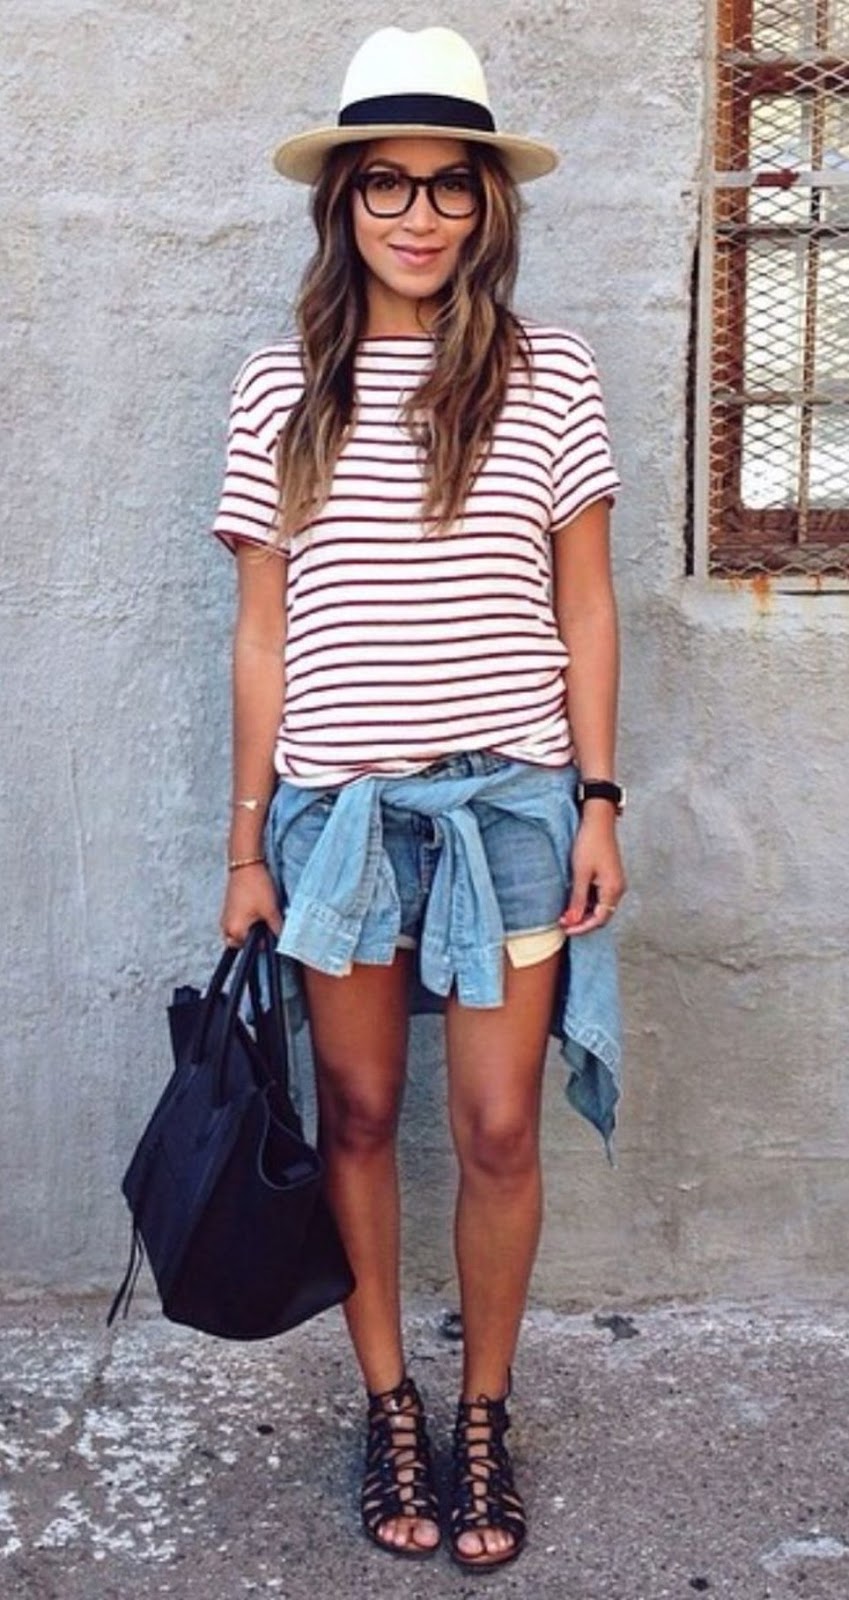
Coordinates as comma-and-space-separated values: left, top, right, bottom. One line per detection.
698, 0, 849, 577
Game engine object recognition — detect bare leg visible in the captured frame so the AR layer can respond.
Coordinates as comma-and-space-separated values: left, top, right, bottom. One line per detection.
303, 951, 439, 1554
445, 950, 561, 1564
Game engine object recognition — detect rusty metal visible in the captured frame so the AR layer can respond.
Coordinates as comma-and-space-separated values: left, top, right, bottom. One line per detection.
703, 0, 849, 577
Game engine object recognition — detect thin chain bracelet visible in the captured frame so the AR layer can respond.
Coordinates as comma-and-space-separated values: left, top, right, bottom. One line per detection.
227, 854, 266, 872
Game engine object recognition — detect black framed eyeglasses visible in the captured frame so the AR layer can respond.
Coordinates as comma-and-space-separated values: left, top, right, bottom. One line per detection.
353, 168, 481, 220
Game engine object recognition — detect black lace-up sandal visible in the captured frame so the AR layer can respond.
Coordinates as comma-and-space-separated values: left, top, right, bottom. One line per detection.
449, 1386, 527, 1571
360, 1374, 441, 1560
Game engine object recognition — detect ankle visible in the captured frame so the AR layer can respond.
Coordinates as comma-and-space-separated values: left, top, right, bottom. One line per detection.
366, 1371, 406, 1400
460, 1365, 512, 1405
367, 1371, 423, 1416
362, 1355, 408, 1399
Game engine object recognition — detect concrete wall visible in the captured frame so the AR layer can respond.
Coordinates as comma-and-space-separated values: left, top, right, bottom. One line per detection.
3, 0, 848, 1306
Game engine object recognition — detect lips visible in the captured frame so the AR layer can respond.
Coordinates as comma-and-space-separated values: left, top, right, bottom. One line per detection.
389, 246, 443, 269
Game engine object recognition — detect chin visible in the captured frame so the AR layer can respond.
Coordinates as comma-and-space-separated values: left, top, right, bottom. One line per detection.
388, 270, 452, 297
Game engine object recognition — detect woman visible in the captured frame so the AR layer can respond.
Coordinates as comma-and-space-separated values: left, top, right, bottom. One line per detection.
215, 25, 625, 1572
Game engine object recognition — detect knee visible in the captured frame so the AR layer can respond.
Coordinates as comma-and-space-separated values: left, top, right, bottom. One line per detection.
456, 1111, 539, 1183
320, 1075, 400, 1157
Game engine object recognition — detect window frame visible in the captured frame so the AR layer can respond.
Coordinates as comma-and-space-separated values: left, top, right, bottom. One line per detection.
693, 0, 849, 586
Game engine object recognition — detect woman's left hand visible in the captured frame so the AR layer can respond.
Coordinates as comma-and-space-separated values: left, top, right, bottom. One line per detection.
559, 806, 627, 936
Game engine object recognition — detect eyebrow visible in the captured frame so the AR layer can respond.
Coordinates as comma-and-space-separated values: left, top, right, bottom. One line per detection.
360, 159, 473, 176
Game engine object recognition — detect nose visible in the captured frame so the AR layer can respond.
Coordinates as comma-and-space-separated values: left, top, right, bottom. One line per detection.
401, 185, 438, 232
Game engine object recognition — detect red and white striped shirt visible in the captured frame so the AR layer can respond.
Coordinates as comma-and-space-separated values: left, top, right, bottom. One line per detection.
213, 321, 619, 786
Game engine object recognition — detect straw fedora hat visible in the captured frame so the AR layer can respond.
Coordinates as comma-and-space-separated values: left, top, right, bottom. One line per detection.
273, 26, 558, 185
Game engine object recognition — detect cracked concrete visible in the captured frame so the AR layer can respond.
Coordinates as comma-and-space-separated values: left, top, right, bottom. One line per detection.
1, 1295, 848, 1599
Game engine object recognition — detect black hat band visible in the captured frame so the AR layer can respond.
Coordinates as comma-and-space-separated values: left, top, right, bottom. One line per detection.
339, 93, 496, 134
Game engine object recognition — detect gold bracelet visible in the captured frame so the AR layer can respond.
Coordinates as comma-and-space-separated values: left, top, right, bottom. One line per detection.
227, 854, 266, 872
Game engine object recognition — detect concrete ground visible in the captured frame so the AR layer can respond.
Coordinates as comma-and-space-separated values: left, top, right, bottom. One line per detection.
1, 1295, 848, 1600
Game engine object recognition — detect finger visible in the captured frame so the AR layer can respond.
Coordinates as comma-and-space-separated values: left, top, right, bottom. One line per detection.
560, 872, 593, 929
564, 888, 621, 937
593, 878, 625, 921
588, 893, 620, 929
568, 912, 609, 938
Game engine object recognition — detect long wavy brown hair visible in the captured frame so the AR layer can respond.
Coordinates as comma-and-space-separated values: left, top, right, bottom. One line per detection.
274, 140, 528, 541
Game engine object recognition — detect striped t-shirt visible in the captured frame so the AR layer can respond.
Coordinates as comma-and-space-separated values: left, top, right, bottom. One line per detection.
213, 320, 620, 786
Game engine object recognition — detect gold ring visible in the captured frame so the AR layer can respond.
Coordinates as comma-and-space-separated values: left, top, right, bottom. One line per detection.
597, 902, 617, 915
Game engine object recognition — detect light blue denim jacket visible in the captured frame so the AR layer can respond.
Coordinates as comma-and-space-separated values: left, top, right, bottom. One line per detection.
266, 760, 622, 1154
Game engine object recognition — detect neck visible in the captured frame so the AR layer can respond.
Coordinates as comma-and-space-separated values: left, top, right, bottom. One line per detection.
364, 284, 440, 338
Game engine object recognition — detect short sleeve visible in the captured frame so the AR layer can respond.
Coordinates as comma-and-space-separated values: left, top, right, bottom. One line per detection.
551, 349, 620, 531
211, 373, 283, 555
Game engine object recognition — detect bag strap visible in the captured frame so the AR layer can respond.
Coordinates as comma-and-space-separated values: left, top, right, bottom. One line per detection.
193, 941, 242, 1062
192, 924, 269, 1077
106, 1226, 146, 1327
208, 923, 289, 1108
181, 923, 292, 1107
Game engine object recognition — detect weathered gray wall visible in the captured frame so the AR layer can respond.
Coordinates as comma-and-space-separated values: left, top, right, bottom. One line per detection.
3, 0, 847, 1305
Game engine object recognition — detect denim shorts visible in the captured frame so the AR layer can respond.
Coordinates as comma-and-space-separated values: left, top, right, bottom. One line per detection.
277, 752, 569, 969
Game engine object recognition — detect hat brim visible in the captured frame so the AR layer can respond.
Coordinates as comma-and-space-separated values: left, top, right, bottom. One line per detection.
273, 124, 559, 185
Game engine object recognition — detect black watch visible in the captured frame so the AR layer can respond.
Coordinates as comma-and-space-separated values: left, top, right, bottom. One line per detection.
576, 779, 626, 816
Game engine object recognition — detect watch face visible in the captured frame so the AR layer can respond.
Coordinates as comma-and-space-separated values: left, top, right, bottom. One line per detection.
579, 781, 625, 813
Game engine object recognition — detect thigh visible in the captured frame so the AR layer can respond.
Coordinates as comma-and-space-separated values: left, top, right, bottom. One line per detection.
445, 951, 561, 1133
303, 950, 414, 1104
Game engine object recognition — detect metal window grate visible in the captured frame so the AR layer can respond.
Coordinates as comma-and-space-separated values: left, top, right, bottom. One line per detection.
706, 0, 849, 576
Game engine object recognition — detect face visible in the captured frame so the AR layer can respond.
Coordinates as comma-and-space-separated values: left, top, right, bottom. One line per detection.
351, 137, 480, 333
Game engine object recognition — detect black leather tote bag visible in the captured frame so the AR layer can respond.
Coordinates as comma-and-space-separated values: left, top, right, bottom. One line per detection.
108, 921, 354, 1340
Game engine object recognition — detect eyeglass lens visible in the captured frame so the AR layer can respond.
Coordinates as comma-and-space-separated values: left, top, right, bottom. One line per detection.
358, 170, 479, 218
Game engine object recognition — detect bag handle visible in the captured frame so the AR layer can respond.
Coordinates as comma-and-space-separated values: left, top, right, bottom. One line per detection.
193, 923, 288, 1108
216, 921, 287, 1106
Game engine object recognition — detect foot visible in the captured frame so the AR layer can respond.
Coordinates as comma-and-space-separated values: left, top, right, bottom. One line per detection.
450, 1392, 527, 1570
361, 1375, 440, 1559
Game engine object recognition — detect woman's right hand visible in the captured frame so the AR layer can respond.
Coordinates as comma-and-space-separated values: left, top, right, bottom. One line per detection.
220, 863, 283, 948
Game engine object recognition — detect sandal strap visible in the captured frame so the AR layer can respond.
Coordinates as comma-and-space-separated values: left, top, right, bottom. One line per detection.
450, 1392, 527, 1544
361, 1375, 439, 1536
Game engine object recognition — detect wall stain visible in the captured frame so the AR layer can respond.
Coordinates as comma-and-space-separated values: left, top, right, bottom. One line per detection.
750, 573, 772, 614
